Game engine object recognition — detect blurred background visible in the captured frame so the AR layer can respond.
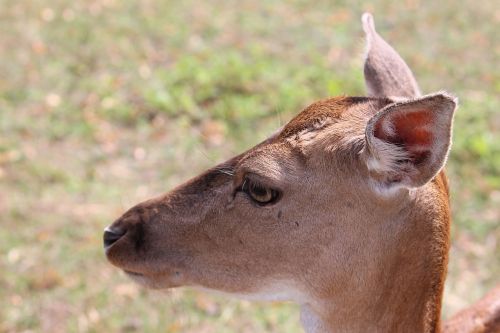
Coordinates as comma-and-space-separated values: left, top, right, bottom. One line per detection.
0, 0, 498, 332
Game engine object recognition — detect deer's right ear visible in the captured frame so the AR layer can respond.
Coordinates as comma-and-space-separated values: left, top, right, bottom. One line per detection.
363, 92, 457, 190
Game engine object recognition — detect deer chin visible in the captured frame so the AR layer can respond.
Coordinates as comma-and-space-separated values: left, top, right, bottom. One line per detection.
194, 280, 308, 304
123, 270, 151, 287
123, 268, 187, 289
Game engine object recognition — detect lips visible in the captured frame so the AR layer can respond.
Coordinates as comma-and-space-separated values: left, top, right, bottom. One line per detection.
124, 270, 144, 277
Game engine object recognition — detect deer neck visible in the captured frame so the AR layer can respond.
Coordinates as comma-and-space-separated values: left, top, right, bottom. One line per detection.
300, 185, 450, 333
300, 279, 441, 333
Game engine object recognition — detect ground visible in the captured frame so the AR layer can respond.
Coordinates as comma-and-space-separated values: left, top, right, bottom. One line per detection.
0, 0, 499, 332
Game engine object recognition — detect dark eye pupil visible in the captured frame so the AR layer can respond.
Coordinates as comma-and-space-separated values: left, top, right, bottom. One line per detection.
251, 185, 268, 197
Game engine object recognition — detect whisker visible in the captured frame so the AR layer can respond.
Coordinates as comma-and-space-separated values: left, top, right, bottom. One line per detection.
214, 167, 235, 177
194, 145, 217, 163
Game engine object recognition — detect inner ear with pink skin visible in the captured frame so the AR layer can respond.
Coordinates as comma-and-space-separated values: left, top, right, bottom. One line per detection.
365, 93, 457, 189
374, 106, 434, 165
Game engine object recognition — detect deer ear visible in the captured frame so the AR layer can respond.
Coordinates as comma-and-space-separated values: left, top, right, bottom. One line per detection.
364, 92, 457, 189
362, 13, 421, 98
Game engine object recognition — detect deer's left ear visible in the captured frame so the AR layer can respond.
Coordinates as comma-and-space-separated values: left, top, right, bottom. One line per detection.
364, 92, 457, 189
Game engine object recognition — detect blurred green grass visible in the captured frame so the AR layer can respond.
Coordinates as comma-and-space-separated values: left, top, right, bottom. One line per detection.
0, 0, 498, 332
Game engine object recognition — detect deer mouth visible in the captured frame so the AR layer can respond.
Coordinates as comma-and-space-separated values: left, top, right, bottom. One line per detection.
124, 270, 144, 277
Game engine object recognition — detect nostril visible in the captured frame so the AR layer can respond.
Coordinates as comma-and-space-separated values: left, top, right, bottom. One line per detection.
103, 227, 126, 249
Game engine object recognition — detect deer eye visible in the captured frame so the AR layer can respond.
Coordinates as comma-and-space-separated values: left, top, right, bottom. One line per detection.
241, 177, 280, 205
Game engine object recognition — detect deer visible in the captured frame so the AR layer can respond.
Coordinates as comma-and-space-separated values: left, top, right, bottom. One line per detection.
103, 13, 500, 333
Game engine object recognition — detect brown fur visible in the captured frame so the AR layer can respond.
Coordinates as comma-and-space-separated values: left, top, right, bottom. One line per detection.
105, 96, 452, 332
278, 96, 383, 138
103, 13, 497, 333
443, 285, 500, 333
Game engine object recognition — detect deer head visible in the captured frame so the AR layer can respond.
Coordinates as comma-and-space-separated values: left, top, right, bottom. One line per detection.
104, 13, 457, 332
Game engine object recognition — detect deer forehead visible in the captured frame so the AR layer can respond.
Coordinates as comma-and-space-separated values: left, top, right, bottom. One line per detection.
237, 146, 302, 183
278, 96, 354, 140
275, 96, 391, 155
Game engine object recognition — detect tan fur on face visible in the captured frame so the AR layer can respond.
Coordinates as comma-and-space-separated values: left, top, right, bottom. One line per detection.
105, 96, 452, 331
102, 13, 496, 333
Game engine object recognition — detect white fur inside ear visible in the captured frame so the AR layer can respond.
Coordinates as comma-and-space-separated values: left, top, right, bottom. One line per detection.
364, 137, 409, 173
380, 118, 396, 137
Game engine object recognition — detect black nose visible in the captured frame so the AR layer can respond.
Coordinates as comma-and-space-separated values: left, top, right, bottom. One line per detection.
103, 227, 126, 249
